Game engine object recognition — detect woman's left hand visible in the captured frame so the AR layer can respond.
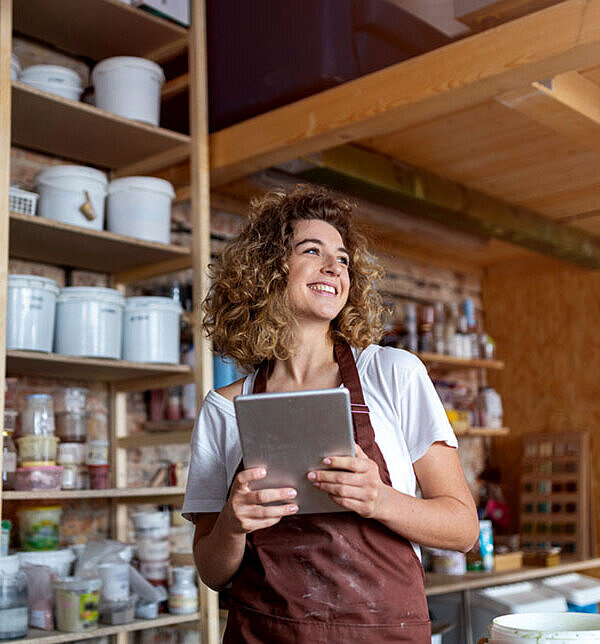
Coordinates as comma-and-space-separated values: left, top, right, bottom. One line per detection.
307, 443, 387, 519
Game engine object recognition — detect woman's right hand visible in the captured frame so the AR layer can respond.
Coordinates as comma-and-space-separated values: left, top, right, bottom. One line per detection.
224, 467, 298, 535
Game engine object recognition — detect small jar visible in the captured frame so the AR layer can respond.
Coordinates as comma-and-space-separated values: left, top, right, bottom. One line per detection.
58, 387, 88, 413
0, 556, 28, 640
168, 566, 198, 615
21, 394, 55, 436
2, 431, 17, 490
56, 444, 84, 490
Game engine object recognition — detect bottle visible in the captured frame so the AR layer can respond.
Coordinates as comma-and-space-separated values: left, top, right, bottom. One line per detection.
2, 430, 16, 491
418, 304, 434, 353
478, 519, 494, 572
433, 302, 445, 355
404, 302, 418, 353
168, 566, 198, 615
444, 303, 459, 356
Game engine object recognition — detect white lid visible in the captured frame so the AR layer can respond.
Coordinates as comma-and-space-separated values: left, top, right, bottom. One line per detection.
125, 296, 182, 314
20, 64, 82, 88
541, 574, 600, 605
476, 581, 567, 612
0, 554, 20, 576
92, 56, 165, 84
57, 287, 125, 307
108, 176, 175, 199
8, 274, 59, 295
54, 575, 102, 592
34, 165, 108, 186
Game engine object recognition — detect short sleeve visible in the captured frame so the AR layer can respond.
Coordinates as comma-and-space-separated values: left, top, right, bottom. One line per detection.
399, 362, 458, 463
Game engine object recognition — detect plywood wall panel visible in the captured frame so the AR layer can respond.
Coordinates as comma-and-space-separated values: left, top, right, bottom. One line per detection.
483, 256, 600, 548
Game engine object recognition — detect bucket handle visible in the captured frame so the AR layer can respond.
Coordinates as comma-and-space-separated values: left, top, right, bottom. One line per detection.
80, 190, 97, 221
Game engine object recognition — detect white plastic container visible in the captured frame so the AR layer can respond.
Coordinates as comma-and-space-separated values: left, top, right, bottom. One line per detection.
18, 548, 75, 578
540, 574, 600, 612
34, 165, 108, 231
107, 177, 175, 243
10, 54, 20, 81
91, 57, 165, 125
20, 64, 83, 101
6, 275, 59, 352
132, 511, 170, 540
122, 297, 182, 364
489, 612, 600, 642
97, 562, 130, 602
137, 538, 170, 562
54, 287, 124, 359
168, 566, 198, 615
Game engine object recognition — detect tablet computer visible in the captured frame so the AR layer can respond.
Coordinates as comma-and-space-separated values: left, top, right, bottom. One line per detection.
234, 387, 355, 514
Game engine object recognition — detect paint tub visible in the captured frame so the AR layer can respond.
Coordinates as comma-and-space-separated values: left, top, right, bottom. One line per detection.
488, 612, 600, 642
15, 465, 63, 491
92, 56, 165, 125
97, 562, 130, 602
132, 511, 170, 540
540, 574, 600, 614
122, 296, 182, 364
6, 275, 59, 352
20, 64, 83, 101
88, 464, 110, 490
34, 165, 107, 231
16, 435, 59, 463
10, 54, 20, 81
54, 576, 101, 632
107, 176, 175, 243
18, 505, 61, 551
136, 538, 170, 562
54, 287, 124, 359
18, 548, 75, 578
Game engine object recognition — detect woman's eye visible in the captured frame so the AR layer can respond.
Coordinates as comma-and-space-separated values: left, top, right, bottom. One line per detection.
304, 247, 319, 255
338, 256, 349, 266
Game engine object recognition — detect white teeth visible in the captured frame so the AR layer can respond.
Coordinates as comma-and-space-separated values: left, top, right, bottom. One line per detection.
309, 283, 336, 295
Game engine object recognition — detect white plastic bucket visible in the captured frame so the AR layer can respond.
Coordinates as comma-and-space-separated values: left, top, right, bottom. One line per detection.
489, 613, 600, 642
11, 54, 20, 81
34, 165, 108, 231
20, 64, 82, 101
54, 287, 124, 359
132, 511, 170, 539
18, 548, 75, 578
6, 275, 59, 352
107, 177, 175, 243
92, 56, 165, 125
97, 562, 130, 601
122, 297, 182, 364
137, 538, 170, 562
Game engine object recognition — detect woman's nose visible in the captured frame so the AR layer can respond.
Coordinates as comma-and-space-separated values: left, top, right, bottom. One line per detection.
322, 255, 342, 275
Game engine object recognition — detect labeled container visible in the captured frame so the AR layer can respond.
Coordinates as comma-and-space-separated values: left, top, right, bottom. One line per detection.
57, 443, 85, 465
55, 412, 88, 443
132, 511, 170, 540
2, 430, 17, 490
18, 505, 62, 551
168, 566, 198, 615
16, 435, 59, 464
540, 574, 600, 613
122, 296, 182, 364
92, 56, 165, 125
88, 464, 109, 490
20, 64, 83, 101
54, 576, 101, 632
57, 387, 88, 413
107, 177, 175, 243
6, 275, 59, 352
479, 519, 494, 572
3, 409, 17, 434
98, 562, 130, 602
34, 165, 107, 230
15, 465, 63, 491
18, 548, 75, 578
99, 595, 136, 625
21, 393, 55, 436
0, 555, 28, 640
488, 612, 600, 643
55, 287, 124, 359
87, 440, 109, 465
137, 537, 170, 562
138, 558, 169, 584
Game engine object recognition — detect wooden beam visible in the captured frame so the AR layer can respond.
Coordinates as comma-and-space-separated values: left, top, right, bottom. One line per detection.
209, 0, 600, 186
282, 144, 600, 269
162, 73, 189, 101
454, 0, 562, 31
112, 254, 193, 285
112, 143, 190, 178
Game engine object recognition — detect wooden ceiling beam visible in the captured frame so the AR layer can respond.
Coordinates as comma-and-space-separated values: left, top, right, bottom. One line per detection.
209, 0, 600, 187
280, 144, 600, 269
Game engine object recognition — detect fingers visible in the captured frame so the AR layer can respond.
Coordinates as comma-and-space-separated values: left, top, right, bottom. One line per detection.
235, 466, 267, 487
318, 454, 370, 473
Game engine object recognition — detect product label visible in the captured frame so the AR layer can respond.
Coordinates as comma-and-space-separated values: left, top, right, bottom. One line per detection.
30, 608, 53, 630
80, 590, 100, 628
3, 452, 16, 474
169, 594, 198, 614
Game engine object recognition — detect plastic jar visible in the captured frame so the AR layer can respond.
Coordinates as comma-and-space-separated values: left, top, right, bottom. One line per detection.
57, 443, 84, 488
55, 412, 87, 443
3, 409, 17, 434
0, 555, 28, 640
54, 576, 101, 632
2, 431, 17, 490
137, 537, 170, 562
16, 435, 59, 463
87, 440, 109, 465
132, 511, 170, 540
20, 64, 83, 101
21, 393, 55, 436
18, 505, 62, 551
139, 559, 169, 584
15, 465, 63, 491
97, 562, 129, 602
168, 566, 198, 615
88, 464, 110, 490
57, 387, 88, 413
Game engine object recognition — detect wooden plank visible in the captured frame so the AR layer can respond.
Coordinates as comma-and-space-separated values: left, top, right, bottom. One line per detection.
455, 0, 563, 31
111, 143, 190, 178
114, 371, 194, 393
163, 73, 190, 100
12, 82, 190, 170
3, 487, 186, 501
13, 0, 187, 62
454, 427, 510, 436
0, 0, 11, 523
9, 212, 190, 275
112, 254, 193, 285
418, 352, 505, 369
209, 0, 600, 186
118, 429, 192, 449
284, 144, 600, 269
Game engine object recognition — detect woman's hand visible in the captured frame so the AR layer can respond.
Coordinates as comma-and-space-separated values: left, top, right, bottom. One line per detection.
223, 467, 299, 535
307, 443, 387, 519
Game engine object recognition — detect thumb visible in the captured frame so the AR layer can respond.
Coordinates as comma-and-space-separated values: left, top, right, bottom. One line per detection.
354, 443, 368, 459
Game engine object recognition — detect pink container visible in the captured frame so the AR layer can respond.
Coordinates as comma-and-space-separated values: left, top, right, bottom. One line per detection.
88, 464, 109, 489
15, 465, 63, 491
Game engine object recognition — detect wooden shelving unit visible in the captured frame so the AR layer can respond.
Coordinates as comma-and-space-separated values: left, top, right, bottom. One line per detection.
3, 486, 185, 501
417, 352, 505, 370
454, 426, 510, 437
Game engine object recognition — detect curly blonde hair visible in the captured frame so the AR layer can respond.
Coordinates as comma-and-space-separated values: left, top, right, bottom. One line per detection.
203, 186, 385, 371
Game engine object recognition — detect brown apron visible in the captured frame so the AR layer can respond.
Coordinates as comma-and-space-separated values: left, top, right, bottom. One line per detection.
223, 341, 431, 643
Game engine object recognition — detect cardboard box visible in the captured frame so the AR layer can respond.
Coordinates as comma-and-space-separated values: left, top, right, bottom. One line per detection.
493, 551, 523, 572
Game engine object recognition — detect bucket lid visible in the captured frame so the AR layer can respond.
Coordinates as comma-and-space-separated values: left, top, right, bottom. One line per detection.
57, 287, 125, 307
108, 176, 175, 199
8, 274, 60, 294
0, 554, 20, 576
34, 164, 108, 187
492, 612, 600, 635
54, 576, 102, 592
20, 64, 82, 88
92, 56, 165, 84
125, 296, 182, 314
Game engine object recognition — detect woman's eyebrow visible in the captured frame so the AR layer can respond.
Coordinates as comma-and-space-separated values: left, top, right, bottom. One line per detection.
295, 238, 349, 254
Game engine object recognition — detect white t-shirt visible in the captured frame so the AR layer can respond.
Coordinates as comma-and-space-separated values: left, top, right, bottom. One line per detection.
182, 345, 458, 556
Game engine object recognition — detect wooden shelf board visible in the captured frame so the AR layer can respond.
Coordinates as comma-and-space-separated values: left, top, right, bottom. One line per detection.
12, 82, 190, 170
455, 427, 510, 437
13, 0, 188, 63
119, 429, 192, 449
6, 350, 192, 384
3, 486, 185, 501
417, 352, 505, 370
15, 612, 199, 643
9, 212, 190, 274
143, 419, 195, 433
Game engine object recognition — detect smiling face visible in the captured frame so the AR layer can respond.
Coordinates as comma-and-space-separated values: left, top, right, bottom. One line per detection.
285, 219, 351, 325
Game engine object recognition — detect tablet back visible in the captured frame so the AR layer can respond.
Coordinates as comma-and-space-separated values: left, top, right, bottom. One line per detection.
234, 387, 355, 514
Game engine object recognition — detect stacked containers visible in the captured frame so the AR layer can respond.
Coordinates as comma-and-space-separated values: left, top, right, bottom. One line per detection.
55, 387, 88, 490
132, 511, 170, 587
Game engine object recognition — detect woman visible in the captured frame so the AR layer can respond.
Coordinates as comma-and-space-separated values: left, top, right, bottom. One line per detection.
182, 187, 479, 643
